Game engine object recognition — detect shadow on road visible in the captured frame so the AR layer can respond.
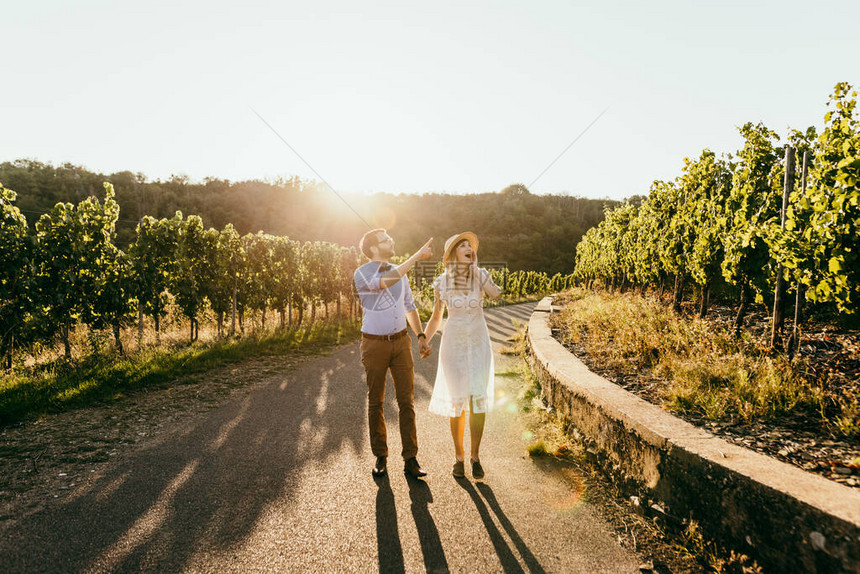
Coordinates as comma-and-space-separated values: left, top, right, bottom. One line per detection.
485, 320, 516, 346
374, 474, 405, 573
455, 478, 546, 574
484, 306, 531, 346
407, 479, 449, 573
477, 483, 545, 574
1, 303, 541, 573
0, 346, 367, 572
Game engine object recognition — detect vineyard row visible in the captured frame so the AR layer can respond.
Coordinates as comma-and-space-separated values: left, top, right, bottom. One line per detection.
573, 82, 860, 348
0, 184, 572, 368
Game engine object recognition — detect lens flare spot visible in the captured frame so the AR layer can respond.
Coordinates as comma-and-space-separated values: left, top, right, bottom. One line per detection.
372, 207, 397, 230
542, 484, 585, 511
506, 403, 517, 413
541, 468, 587, 512
522, 430, 534, 441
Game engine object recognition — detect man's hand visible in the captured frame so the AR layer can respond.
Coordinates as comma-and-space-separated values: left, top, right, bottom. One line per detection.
416, 237, 433, 261
418, 336, 433, 359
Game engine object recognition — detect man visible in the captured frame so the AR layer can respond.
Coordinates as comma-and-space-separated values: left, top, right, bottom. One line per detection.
354, 229, 433, 478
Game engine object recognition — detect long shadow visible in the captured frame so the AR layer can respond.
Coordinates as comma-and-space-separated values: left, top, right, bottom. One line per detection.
491, 306, 534, 323
495, 313, 531, 327
485, 313, 520, 327
485, 313, 531, 347
455, 478, 525, 574
407, 479, 449, 573
508, 305, 535, 315
485, 321, 515, 345
0, 344, 368, 572
375, 475, 405, 573
486, 305, 535, 327
477, 483, 545, 574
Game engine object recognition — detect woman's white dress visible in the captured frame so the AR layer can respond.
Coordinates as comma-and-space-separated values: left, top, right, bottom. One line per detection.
428, 269, 496, 417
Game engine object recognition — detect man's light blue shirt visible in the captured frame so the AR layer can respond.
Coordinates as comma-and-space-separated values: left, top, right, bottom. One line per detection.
354, 261, 417, 336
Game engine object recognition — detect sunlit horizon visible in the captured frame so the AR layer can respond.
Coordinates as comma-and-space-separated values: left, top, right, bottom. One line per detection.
3, 1, 859, 201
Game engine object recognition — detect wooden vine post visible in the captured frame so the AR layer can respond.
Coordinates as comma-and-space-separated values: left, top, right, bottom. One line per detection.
771, 146, 795, 349
788, 150, 809, 358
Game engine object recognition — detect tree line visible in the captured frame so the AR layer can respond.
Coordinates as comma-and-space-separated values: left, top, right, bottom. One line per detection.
1, 181, 576, 368
0, 162, 617, 275
573, 83, 860, 349
0, 182, 363, 367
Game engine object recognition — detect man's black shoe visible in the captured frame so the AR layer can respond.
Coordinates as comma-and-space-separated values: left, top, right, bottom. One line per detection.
372, 456, 387, 477
404, 457, 427, 479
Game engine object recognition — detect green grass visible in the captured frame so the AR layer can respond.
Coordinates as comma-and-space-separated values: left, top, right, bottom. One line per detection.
0, 319, 361, 427
551, 289, 840, 430
525, 439, 550, 457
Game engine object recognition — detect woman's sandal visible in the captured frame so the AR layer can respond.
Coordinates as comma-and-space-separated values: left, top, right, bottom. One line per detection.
471, 458, 484, 480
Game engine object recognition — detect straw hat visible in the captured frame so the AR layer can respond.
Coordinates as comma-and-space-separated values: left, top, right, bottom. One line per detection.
443, 232, 479, 264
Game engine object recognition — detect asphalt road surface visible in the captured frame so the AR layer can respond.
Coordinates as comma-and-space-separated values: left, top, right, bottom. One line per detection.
0, 302, 640, 573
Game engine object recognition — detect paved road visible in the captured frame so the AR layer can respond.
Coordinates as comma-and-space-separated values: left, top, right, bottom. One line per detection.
0, 302, 639, 573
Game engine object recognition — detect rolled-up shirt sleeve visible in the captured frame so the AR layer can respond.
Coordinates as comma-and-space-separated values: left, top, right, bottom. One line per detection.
404, 280, 417, 312
354, 266, 383, 294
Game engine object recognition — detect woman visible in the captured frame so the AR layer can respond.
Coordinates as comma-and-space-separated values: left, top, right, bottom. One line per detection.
423, 232, 502, 479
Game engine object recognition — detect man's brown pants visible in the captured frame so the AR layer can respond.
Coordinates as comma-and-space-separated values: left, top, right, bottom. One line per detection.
360, 334, 418, 460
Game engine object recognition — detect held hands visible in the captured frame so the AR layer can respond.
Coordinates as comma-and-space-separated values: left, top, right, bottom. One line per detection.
418, 334, 433, 359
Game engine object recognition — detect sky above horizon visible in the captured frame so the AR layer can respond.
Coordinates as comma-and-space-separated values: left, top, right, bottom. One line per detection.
3, 1, 859, 201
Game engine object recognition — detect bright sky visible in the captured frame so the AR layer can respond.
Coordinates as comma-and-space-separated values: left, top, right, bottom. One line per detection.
3, 1, 858, 201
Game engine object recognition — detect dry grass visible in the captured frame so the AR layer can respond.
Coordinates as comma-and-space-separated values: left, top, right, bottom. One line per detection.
550, 289, 830, 426
16, 300, 358, 369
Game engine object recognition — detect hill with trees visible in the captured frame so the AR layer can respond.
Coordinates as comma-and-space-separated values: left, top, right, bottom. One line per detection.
0, 161, 615, 275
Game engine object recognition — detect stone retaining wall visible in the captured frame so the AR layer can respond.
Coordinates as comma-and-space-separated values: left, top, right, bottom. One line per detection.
527, 297, 860, 573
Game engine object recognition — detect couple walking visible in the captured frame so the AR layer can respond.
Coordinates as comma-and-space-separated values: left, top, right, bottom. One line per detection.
354, 229, 502, 480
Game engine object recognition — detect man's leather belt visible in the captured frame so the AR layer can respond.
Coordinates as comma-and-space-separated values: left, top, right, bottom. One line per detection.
362, 329, 408, 341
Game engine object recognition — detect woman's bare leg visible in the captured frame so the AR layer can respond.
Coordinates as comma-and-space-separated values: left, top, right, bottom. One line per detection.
450, 413, 466, 461
469, 410, 486, 461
